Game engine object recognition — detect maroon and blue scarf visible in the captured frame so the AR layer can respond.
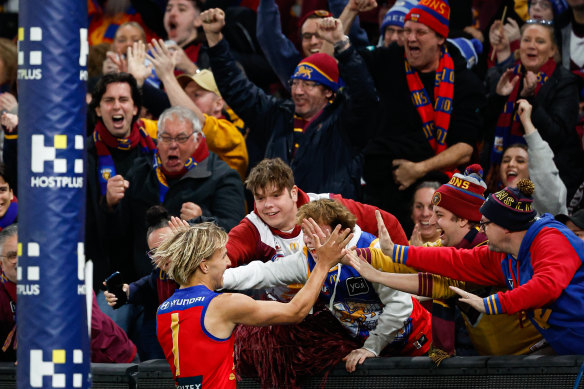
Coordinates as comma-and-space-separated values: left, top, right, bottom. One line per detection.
0, 202, 17, 231
405, 45, 455, 156
152, 138, 209, 203
490, 59, 556, 165
93, 120, 156, 195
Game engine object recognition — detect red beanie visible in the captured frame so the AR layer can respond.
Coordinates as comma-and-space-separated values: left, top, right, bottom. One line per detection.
432, 164, 486, 222
404, 0, 450, 38
291, 53, 339, 91
298, 9, 333, 28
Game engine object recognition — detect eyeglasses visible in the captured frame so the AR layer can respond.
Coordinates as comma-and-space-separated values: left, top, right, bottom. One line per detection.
479, 220, 493, 232
0, 253, 17, 262
288, 79, 319, 90
525, 19, 554, 26
146, 249, 157, 261
158, 132, 194, 144
301, 32, 319, 40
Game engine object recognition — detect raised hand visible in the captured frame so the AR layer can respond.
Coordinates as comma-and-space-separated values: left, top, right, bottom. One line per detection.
105, 175, 129, 208
1, 112, 18, 132
516, 99, 536, 134
168, 216, 190, 234
317, 17, 345, 44
201, 8, 225, 33
520, 71, 537, 97
0, 92, 17, 114
495, 68, 519, 96
147, 39, 177, 81
127, 41, 153, 87
375, 210, 394, 257
180, 201, 203, 221
314, 224, 353, 269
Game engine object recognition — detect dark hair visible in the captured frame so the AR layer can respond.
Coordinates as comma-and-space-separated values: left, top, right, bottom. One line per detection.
0, 163, 13, 190
146, 205, 171, 239
89, 73, 142, 122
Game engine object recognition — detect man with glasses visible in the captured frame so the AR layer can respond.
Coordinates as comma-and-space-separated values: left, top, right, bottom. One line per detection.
200, 9, 378, 199
354, 178, 584, 354
122, 105, 245, 233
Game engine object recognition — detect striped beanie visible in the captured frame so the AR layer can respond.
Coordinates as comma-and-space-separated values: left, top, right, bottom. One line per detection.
480, 179, 537, 231
290, 53, 339, 92
380, 0, 419, 32
405, 0, 450, 38
432, 164, 487, 222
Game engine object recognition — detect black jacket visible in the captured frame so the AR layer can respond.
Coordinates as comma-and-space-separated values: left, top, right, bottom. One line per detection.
117, 152, 245, 277
85, 135, 155, 290
483, 64, 584, 198
358, 42, 486, 223
208, 39, 379, 199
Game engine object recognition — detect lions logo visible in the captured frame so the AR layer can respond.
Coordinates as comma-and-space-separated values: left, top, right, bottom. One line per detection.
432, 192, 441, 206
295, 65, 313, 79
102, 168, 112, 181
409, 13, 420, 22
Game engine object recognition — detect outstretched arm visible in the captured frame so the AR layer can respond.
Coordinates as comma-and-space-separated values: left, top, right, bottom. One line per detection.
216, 225, 353, 329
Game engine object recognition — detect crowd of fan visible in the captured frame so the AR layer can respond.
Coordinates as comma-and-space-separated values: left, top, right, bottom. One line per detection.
1, 0, 584, 386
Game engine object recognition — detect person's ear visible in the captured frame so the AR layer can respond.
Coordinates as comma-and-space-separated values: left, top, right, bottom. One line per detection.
290, 185, 298, 202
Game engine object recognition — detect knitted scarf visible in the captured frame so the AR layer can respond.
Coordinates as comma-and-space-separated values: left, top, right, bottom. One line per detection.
425, 228, 488, 365
93, 119, 156, 195
152, 138, 209, 203
490, 60, 556, 166
292, 107, 325, 159
405, 45, 455, 155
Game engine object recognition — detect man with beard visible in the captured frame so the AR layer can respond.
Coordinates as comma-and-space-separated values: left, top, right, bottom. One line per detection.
200, 9, 378, 199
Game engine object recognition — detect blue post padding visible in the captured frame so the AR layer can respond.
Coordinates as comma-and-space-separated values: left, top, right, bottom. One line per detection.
17, 0, 90, 388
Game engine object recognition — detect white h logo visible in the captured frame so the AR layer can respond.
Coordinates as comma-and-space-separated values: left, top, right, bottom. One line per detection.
18, 27, 43, 66
31, 134, 84, 174
30, 349, 84, 388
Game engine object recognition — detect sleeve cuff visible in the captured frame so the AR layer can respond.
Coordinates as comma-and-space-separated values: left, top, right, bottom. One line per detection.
483, 293, 503, 314
392, 244, 409, 265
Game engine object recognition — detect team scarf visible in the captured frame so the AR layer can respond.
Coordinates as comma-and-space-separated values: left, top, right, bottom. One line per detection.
152, 137, 209, 203
490, 59, 556, 166
292, 105, 326, 159
93, 119, 157, 195
405, 45, 455, 156
0, 202, 17, 231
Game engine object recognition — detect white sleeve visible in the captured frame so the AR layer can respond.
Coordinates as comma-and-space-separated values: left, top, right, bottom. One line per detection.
362, 283, 414, 356
525, 131, 568, 215
221, 251, 308, 290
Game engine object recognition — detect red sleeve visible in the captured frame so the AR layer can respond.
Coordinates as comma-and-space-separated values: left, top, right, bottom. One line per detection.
404, 245, 507, 286
226, 218, 277, 267
497, 228, 582, 314
91, 291, 137, 363
332, 194, 409, 245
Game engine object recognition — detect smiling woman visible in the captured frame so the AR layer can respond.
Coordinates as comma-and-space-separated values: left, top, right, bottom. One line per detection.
484, 21, 584, 199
